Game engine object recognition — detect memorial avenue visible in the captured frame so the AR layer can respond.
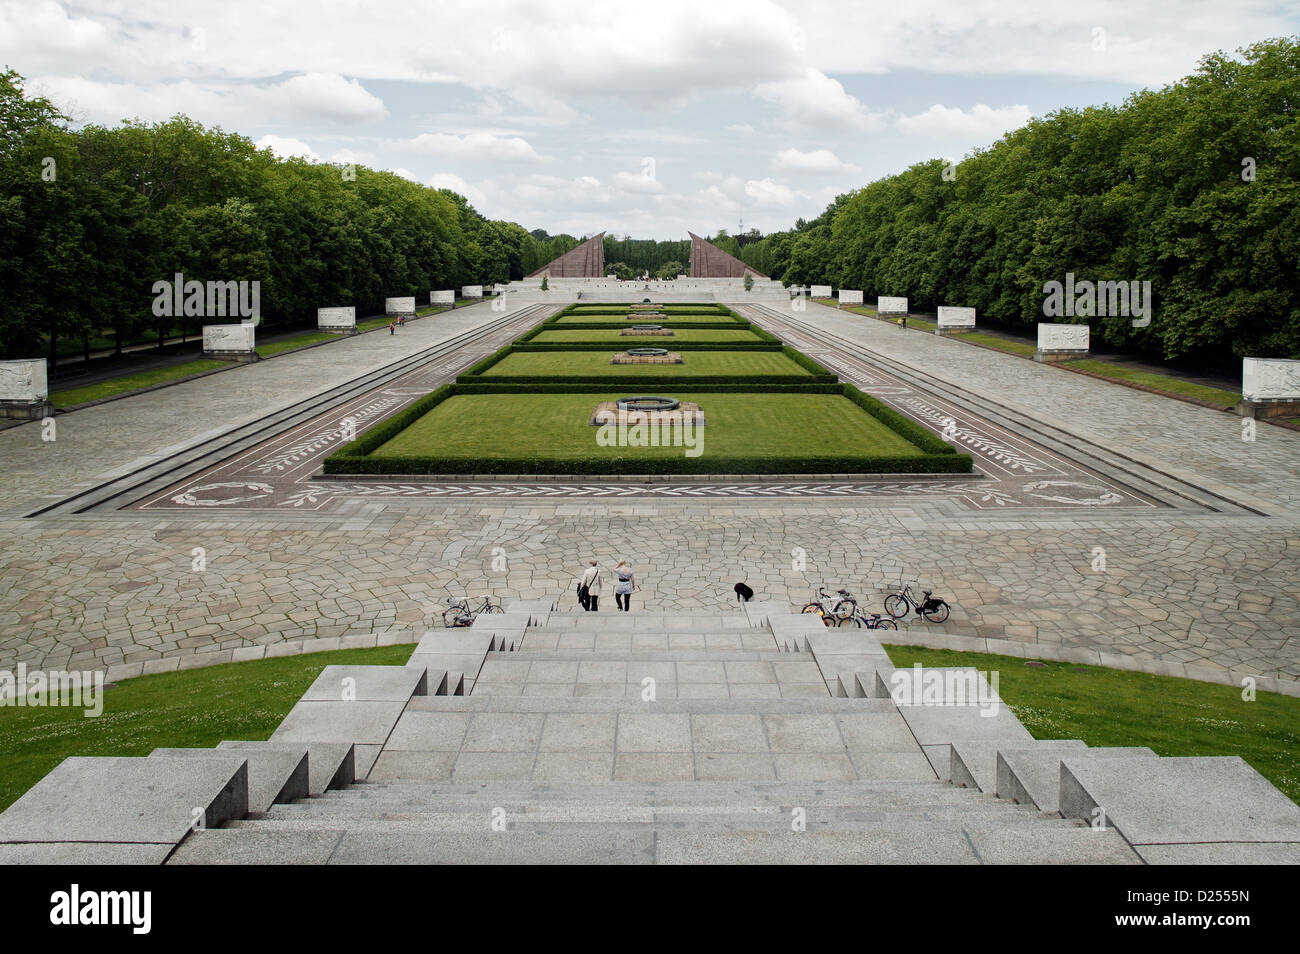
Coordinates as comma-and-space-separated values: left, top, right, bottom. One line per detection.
0, 3, 1297, 896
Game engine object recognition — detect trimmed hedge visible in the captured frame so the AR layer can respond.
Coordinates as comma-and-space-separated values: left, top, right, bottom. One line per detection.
467, 343, 826, 382
511, 342, 782, 352
467, 374, 837, 386
325, 451, 974, 476
841, 383, 956, 454
450, 382, 845, 394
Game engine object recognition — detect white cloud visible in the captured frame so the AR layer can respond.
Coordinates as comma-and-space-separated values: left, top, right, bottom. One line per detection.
755, 68, 885, 131
772, 147, 860, 175
273, 73, 388, 124
613, 171, 666, 194
396, 132, 541, 162
895, 103, 1033, 139
256, 134, 319, 161
744, 178, 800, 205
30, 71, 387, 128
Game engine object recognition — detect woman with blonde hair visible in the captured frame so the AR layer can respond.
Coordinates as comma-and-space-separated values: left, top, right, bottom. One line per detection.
613, 559, 636, 612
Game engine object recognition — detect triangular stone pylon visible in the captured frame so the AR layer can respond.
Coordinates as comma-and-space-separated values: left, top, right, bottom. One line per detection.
527, 232, 606, 278
688, 231, 767, 279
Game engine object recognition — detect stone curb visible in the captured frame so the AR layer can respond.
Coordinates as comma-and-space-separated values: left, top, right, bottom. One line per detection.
93, 627, 1300, 698
312, 471, 985, 484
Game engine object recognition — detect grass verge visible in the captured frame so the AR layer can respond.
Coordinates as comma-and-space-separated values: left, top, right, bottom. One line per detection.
883, 644, 1300, 806
0, 644, 416, 813
1063, 359, 1240, 408
50, 358, 228, 407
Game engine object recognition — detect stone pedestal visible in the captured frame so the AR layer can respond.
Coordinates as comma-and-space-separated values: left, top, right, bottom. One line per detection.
936, 306, 976, 336
461, 285, 484, 299
1237, 357, 1300, 417
810, 285, 832, 298
1034, 323, 1089, 362
202, 324, 258, 362
318, 306, 357, 335
0, 359, 52, 419
878, 296, 908, 315
384, 297, 415, 316
838, 290, 864, 307
430, 290, 455, 307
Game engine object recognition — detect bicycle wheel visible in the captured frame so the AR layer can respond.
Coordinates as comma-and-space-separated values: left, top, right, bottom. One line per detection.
923, 600, 950, 624
483, 603, 505, 614
874, 618, 898, 631
800, 603, 824, 615
833, 599, 857, 620
836, 614, 861, 628
884, 594, 908, 618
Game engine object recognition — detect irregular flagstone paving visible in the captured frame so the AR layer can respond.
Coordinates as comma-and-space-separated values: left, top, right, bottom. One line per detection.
0, 299, 1296, 689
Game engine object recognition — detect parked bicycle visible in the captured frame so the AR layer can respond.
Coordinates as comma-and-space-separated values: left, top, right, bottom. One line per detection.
442, 593, 504, 628
800, 586, 859, 625
837, 610, 898, 630
883, 581, 950, 624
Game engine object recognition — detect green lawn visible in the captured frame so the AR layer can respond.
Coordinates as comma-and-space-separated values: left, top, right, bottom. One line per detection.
1064, 359, 1240, 407
961, 332, 1039, 357
478, 350, 811, 379
50, 358, 229, 407
531, 329, 765, 344
372, 391, 925, 461
256, 330, 337, 357
884, 645, 1300, 806
0, 644, 416, 813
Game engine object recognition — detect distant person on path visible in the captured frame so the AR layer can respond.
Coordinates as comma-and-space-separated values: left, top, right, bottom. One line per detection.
388, 321, 395, 335
399, 314, 406, 327
579, 560, 602, 612
614, 559, 636, 612
897, 315, 906, 329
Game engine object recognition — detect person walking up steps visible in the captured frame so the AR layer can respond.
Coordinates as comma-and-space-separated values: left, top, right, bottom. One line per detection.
614, 559, 636, 612
579, 560, 602, 612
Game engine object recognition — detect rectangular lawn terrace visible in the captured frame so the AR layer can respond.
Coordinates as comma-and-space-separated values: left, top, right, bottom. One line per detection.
479, 350, 810, 379
323, 300, 973, 476
372, 392, 924, 462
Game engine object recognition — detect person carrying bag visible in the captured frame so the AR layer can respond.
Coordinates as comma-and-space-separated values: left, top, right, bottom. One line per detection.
578, 560, 602, 612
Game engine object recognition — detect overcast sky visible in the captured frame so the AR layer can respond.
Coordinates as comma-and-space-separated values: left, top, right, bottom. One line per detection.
5, 1, 1298, 239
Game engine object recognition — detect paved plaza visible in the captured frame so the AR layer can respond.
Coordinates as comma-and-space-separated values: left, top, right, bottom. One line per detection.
1, 299, 1297, 694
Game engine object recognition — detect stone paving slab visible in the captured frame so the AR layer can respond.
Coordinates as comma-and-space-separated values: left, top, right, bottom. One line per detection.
300, 665, 426, 702
950, 738, 1087, 794
0, 842, 176, 865
0, 756, 247, 845
996, 746, 1157, 812
271, 700, 407, 746
1059, 755, 1300, 845
217, 740, 355, 795
150, 746, 309, 813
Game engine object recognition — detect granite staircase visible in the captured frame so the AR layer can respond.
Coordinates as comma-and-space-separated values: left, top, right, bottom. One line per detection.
2, 603, 1298, 864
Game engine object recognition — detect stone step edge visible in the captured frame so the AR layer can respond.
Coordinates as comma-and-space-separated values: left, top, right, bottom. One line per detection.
98, 634, 1300, 700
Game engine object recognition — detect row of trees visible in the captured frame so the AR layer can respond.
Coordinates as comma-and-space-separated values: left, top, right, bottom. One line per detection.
0, 70, 543, 362
738, 38, 1300, 362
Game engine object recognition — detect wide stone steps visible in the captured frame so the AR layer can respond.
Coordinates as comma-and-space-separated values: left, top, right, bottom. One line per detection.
167, 821, 1138, 865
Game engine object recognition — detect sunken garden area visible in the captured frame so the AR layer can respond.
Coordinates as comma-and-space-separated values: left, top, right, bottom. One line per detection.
323, 302, 972, 476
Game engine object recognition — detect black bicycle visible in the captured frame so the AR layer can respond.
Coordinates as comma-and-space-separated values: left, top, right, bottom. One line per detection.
883, 581, 950, 624
838, 610, 898, 630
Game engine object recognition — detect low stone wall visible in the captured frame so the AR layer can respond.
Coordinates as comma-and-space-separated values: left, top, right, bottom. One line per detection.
610, 352, 684, 364
589, 400, 706, 426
